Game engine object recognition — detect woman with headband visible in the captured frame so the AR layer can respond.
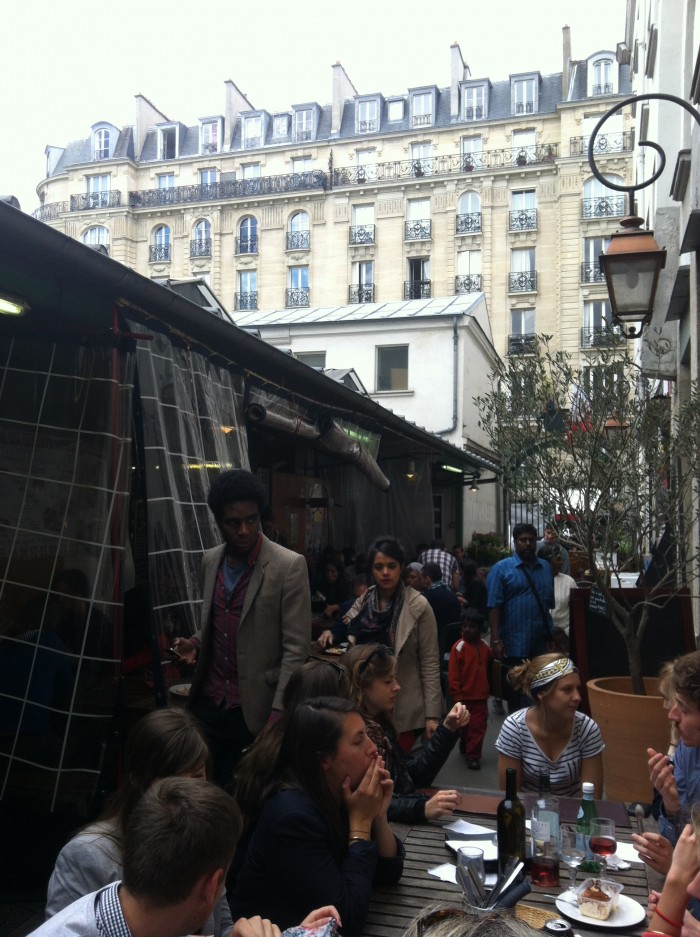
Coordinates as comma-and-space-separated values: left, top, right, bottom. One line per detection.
494, 653, 604, 796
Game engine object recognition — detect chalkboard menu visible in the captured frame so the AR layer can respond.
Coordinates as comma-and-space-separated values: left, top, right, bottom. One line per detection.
570, 586, 695, 714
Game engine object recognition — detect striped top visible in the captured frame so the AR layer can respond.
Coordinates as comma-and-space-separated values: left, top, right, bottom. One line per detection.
495, 709, 604, 796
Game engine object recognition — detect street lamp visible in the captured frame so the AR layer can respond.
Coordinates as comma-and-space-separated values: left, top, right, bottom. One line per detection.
588, 93, 700, 338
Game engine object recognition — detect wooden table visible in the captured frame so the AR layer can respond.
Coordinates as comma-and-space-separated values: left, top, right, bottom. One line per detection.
364, 812, 650, 937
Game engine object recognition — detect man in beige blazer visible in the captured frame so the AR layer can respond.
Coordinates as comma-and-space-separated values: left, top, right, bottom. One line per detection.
175, 470, 311, 786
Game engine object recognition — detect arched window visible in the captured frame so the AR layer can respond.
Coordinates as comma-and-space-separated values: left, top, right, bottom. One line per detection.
456, 191, 481, 234
582, 174, 625, 219
237, 216, 258, 254
150, 225, 171, 262
287, 211, 310, 250
82, 225, 109, 252
94, 128, 110, 160
191, 219, 211, 257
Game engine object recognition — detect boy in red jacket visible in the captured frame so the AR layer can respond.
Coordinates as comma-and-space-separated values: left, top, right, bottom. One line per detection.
448, 609, 492, 769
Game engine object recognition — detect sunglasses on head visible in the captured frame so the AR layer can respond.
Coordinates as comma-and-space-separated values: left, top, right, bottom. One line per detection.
357, 644, 394, 676
305, 655, 348, 682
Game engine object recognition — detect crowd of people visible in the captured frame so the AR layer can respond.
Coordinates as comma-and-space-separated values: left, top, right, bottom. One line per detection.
28, 472, 700, 937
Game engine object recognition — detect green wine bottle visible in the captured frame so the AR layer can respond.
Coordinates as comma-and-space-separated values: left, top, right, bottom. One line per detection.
497, 767, 526, 875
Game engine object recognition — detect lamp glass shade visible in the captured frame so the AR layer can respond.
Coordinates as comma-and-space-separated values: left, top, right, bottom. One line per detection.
599, 228, 666, 325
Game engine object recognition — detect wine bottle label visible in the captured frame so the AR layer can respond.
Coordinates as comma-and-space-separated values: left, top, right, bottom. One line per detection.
533, 818, 551, 842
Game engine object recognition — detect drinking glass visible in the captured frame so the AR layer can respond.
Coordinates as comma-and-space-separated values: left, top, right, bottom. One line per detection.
457, 845, 486, 884
589, 818, 617, 873
559, 825, 585, 900
456, 846, 487, 908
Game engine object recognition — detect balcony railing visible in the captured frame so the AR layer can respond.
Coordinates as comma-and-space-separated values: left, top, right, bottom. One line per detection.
404, 280, 431, 299
286, 287, 310, 307
581, 262, 606, 283
358, 119, 378, 133
201, 143, 219, 155
592, 83, 614, 95
411, 113, 433, 127
70, 190, 121, 211
243, 137, 261, 149
129, 170, 327, 208
190, 238, 212, 258
349, 284, 375, 303
295, 129, 313, 142
509, 208, 537, 231
455, 274, 482, 293
508, 271, 537, 292
149, 244, 171, 262
405, 219, 431, 240
514, 102, 535, 114
349, 224, 375, 245
508, 333, 537, 355
464, 105, 485, 120
236, 236, 259, 254
32, 201, 69, 221
581, 196, 626, 219
570, 131, 633, 157
456, 212, 482, 234
286, 230, 310, 250
580, 325, 624, 348
235, 291, 258, 310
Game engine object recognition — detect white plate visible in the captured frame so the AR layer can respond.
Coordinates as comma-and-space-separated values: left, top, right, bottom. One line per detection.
169, 683, 191, 697
555, 893, 646, 929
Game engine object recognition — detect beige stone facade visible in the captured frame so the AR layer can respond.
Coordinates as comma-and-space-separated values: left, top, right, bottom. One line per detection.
33, 40, 633, 363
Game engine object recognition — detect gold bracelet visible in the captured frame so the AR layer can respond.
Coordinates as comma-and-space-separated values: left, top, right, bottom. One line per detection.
349, 835, 371, 844
350, 829, 371, 836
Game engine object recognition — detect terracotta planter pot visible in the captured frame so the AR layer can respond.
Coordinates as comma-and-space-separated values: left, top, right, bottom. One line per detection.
587, 676, 670, 803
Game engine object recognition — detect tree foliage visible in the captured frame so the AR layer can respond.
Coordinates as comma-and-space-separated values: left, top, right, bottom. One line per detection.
475, 332, 700, 693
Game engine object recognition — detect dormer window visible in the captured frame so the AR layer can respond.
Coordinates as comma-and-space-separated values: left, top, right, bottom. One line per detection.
387, 99, 404, 122
272, 114, 289, 138
462, 83, 488, 121
294, 108, 314, 143
200, 118, 222, 155
356, 98, 379, 134
91, 122, 118, 160
589, 54, 617, 96
94, 128, 110, 160
243, 115, 263, 149
411, 90, 434, 127
158, 125, 180, 160
512, 76, 538, 115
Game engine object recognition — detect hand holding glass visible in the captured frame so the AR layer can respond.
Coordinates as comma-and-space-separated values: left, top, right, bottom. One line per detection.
559, 825, 585, 899
590, 818, 617, 873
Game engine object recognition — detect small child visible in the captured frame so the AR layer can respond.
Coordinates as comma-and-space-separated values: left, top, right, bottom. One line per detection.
448, 608, 492, 770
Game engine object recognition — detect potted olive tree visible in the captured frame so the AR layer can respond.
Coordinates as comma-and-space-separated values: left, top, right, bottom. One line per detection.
475, 333, 700, 800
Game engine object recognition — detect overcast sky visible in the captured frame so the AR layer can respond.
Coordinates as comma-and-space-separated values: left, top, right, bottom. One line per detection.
1, 0, 626, 213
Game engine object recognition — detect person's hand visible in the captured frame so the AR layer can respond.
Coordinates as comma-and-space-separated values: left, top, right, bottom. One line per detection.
425, 718, 440, 740
667, 824, 700, 885
648, 747, 680, 816
424, 789, 462, 820
633, 831, 674, 875
648, 889, 661, 920
317, 629, 334, 648
323, 604, 340, 619
343, 755, 389, 828
301, 906, 341, 929
443, 703, 470, 732
172, 636, 197, 664
231, 916, 282, 937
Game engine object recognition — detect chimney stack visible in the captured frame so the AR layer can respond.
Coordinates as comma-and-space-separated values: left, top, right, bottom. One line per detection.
562, 25, 572, 99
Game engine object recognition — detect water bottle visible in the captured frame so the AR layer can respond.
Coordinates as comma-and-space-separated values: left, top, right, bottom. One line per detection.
576, 781, 598, 860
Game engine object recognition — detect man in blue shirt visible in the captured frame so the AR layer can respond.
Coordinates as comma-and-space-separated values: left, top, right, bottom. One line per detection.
487, 523, 555, 711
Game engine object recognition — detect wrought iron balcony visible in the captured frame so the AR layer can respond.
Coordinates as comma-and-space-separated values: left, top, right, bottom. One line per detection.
70, 190, 121, 211
295, 129, 313, 142
592, 83, 614, 95
464, 105, 485, 120
286, 230, 310, 250
202, 143, 219, 155
456, 212, 482, 234
508, 208, 537, 231
190, 238, 212, 258
349, 284, 375, 303
149, 244, 171, 262
349, 224, 375, 245
235, 291, 258, 310
358, 119, 378, 133
331, 144, 559, 186
580, 325, 624, 348
411, 113, 432, 127
404, 219, 431, 240
581, 262, 606, 283
129, 170, 327, 208
243, 137, 261, 149
581, 196, 626, 219
570, 131, 633, 157
508, 271, 537, 292
455, 274, 482, 293
286, 287, 310, 307
508, 333, 537, 355
32, 201, 69, 221
404, 280, 431, 299
236, 236, 259, 254
514, 102, 535, 114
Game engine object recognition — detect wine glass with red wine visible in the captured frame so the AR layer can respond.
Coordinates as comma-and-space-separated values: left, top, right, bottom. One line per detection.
589, 817, 617, 873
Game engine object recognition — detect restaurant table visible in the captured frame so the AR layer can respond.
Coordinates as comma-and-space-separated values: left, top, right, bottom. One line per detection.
363, 806, 650, 937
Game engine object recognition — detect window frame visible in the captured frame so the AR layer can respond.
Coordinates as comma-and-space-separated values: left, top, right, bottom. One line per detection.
376, 344, 409, 393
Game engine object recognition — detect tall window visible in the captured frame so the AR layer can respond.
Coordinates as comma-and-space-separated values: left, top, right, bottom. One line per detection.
242, 116, 262, 149
287, 266, 310, 306
350, 261, 374, 303
191, 219, 211, 257
236, 270, 258, 310
510, 248, 536, 292
406, 198, 431, 240
591, 57, 615, 95
241, 163, 261, 179
355, 148, 377, 182
582, 113, 624, 153
376, 346, 408, 391
456, 191, 481, 234
461, 135, 483, 170
387, 100, 404, 122
512, 129, 536, 164
405, 257, 430, 299
510, 189, 537, 230
287, 211, 310, 250
294, 109, 313, 142
582, 174, 626, 218
94, 128, 110, 160
200, 168, 217, 188
463, 85, 486, 121
86, 174, 111, 209
159, 126, 178, 160
411, 92, 433, 127
456, 250, 482, 293
582, 236, 610, 282
583, 300, 614, 343
357, 99, 378, 133
509, 308, 536, 354
272, 115, 288, 137
350, 203, 375, 244
512, 78, 536, 114
82, 225, 109, 250
237, 217, 258, 254
201, 120, 219, 154
291, 157, 312, 174
150, 225, 171, 262
411, 142, 432, 176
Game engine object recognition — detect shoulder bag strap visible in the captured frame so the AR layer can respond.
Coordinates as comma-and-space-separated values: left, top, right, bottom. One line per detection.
520, 564, 551, 628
